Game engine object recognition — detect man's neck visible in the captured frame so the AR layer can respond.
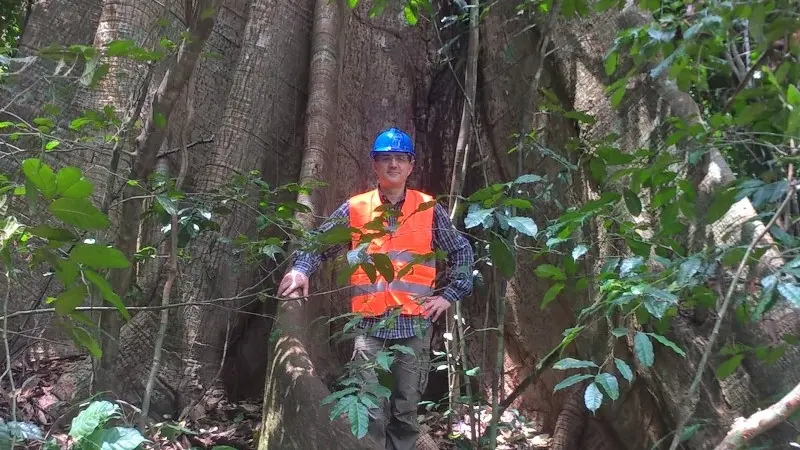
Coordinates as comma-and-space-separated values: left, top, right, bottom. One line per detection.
379, 185, 406, 205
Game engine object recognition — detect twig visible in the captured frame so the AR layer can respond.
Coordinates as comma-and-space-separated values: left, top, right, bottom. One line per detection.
3, 272, 17, 444
140, 71, 194, 429
668, 157, 797, 450
443, 0, 480, 438
155, 135, 214, 159
715, 379, 800, 450
722, 50, 770, 115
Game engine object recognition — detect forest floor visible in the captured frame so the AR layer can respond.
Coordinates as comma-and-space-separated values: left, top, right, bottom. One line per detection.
1, 357, 552, 449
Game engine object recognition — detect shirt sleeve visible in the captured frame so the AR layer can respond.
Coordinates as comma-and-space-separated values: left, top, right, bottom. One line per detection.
291, 201, 350, 277
431, 203, 474, 303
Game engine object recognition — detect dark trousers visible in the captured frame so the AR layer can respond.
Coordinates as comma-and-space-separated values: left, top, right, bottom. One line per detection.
351, 327, 432, 450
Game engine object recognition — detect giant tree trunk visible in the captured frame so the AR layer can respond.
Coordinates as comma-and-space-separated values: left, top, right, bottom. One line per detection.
3, 1, 799, 449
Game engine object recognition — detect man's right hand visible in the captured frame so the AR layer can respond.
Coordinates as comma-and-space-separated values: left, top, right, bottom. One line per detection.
278, 269, 310, 298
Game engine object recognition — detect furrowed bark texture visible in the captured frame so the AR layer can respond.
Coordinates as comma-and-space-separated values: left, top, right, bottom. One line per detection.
176, 0, 312, 416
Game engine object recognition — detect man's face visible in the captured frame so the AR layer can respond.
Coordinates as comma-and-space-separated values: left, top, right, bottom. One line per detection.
373, 152, 414, 189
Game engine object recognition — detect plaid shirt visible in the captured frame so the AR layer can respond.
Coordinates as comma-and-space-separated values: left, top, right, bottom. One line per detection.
292, 189, 474, 339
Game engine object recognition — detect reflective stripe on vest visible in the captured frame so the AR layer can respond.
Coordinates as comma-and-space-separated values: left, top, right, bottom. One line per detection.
348, 189, 436, 317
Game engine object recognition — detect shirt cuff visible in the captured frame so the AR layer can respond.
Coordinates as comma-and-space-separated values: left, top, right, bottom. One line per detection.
441, 288, 461, 303
293, 260, 313, 277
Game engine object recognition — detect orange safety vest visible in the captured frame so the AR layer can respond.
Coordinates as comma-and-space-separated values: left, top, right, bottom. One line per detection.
348, 189, 436, 317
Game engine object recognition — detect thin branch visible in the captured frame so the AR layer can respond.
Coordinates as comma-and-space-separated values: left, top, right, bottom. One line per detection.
3, 272, 17, 440
714, 380, 800, 450
668, 165, 797, 450
155, 135, 214, 159
722, 50, 770, 115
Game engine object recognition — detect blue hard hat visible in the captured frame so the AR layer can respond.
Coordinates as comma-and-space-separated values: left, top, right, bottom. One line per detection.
371, 127, 414, 157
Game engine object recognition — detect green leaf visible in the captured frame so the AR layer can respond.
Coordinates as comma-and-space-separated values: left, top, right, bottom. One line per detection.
564, 111, 596, 124
156, 194, 177, 215
604, 51, 618, 76
366, 383, 392, 399
490, 236, 515, 278
465, 367, 480, 377
347, 398, 369, 438
375, 351, 394, 372
623, 188, 642, 216
715, 354, 744, 380
403, 4, 418, 25
371, 253, 394, 283
49, 197, 110, 230
649, 333, 685, 357
777, 283, 800, 307
390, 344, 415, 356
45, 140, 60, 151
55, 260, 80, 286
704, 188, 736, 224
614, 358, 633, 382
678, 257, 702, 284
55, 285, 87, 316
513, 174, 542, 184
611, 327, 628, 338
68, 400, 120, 439
22, 158, 57, 198
503, 198, 533, 210
634, 332, 654, 367
83, 426, 149, 450
572, 244, 588, 261
594, 373, 619, 400
788, 85, 800, 106
541, 282, 564, 309
70, 244, 130, 269
29, 225, 76, 241
329, 396, 354, 421
321, 387, 358, 405
346, 0, 358, 7
610, 85, 626, 106
71, 326, 102, 359
506, 216, 538, 237
465, 205, 494, 229
553, 374, 594, 391
368, 0, 387, 17
584, 382, 603, 413
83, 269, 129, 320
535, 264, 566, 281
153, 112, 167, 129
553, 358, 598, 370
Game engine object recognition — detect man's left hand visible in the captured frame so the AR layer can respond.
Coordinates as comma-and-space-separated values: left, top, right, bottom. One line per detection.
421, 296, 452, 322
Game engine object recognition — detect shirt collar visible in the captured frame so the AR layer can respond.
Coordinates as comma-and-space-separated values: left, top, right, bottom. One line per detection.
377, 186, 406, 206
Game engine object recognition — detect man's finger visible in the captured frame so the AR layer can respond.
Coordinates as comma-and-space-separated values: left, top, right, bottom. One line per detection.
302, 281, 309, 298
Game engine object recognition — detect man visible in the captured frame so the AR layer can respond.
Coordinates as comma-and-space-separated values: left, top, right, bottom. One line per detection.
277, 127, 474, 450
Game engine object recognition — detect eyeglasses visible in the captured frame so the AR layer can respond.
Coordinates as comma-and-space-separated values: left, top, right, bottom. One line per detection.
374, 154, 412, 164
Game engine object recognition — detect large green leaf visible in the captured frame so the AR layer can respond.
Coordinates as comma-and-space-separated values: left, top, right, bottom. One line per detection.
614, 358, 633, 382
56, 167, 93, 198
594, 373, 619, 400
489, 236, 515, 278
28, 225, 76, 242
49, 197, 110, 230
541, 282, 564, 309
649, 333, 686, 357
534, 264, 566, 281
55, 285, 87, 316
506, 216, 538, 237
553, 358, 598, 370
465, 205, 495, 229
777, 282, 800, 307
553, 374, 594, 392
715, 354, 743, 380
321, 387, 358, 405
68, 401, 120, 440
21, 158, 57, 198
583, 382, 603, 413
347, 398, 369, 438
634, 332, 654, 367
370, 252, 394, 283
83, 426, 148, 450
70, 244, 130, 269
375, 351, 394, 372
83, 269, 129, 320
70, 326, 102, 359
